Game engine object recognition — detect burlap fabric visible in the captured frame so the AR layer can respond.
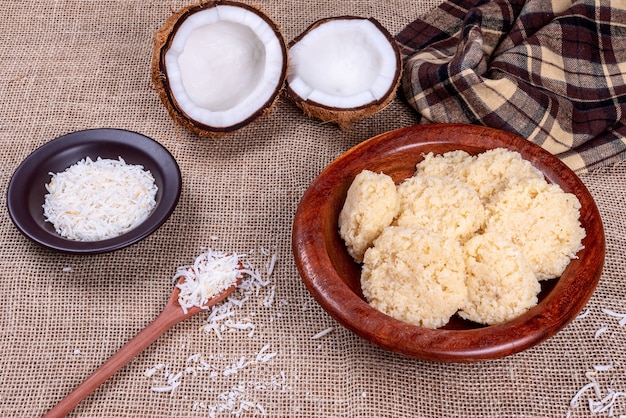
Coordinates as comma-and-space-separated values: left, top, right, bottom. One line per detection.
0, 1, 625, 417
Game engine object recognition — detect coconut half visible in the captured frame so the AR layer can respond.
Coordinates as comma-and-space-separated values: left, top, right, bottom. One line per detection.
152, 1, 288, 136
285, 16, 402, 129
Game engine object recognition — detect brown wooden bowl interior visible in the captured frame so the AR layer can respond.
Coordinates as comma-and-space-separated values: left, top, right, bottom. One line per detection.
292, 123, 605, 362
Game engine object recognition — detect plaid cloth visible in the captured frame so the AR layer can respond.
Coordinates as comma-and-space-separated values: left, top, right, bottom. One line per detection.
396, 0, 626, 173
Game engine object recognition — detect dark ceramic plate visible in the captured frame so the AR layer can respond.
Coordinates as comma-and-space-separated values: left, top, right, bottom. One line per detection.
292, 123, 605, 362
7, 128, 181, 254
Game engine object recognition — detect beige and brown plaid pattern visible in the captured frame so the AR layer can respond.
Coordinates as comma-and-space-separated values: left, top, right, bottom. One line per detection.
396, 0, 626, 173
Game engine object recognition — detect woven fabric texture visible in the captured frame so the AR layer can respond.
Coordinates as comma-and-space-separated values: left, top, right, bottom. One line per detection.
397, 0, 626, 173
0, 1, 625, 417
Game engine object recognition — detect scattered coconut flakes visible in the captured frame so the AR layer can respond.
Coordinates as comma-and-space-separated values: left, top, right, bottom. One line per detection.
256, 403, 267, 415
223, 355, 253, 377
150, 367, 184, 397
256, 344, 278, 363
145, 248, 288, 413
568, 366, 626, 417
155, 357, 286, 416
266, 253, 277, 277
227, 295, 250, 308
570, 382, 601, 408
186, 353, 202, 364
144, 367, 158, 378
263, 285, 276, 307
224, 321, 255, 333
595, 326, 609, 339
201, 255, 274, 340
602, 308, 626, 326
311, 327, 334, 340
577, 308, 591, 319
147, 346, 279, 395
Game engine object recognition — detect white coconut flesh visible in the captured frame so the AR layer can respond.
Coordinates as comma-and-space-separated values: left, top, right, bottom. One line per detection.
164, 5, 285, 129
287, 19, 399, 109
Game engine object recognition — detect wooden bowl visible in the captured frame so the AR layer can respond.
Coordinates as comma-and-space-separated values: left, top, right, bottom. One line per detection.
292, 124, 605, 362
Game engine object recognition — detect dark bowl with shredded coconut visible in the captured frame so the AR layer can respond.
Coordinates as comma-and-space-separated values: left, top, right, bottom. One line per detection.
7, 128, 181, 254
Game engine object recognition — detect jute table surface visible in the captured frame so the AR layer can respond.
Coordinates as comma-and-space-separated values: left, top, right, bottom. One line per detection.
1, 1, 625, 417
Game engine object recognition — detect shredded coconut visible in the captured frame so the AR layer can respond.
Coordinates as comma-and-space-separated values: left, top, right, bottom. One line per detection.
339, 148, 586, 328
601, 308, 626, 326
267, 253, 277, 277
338, 170, 400, 263
311, 327, 334, 340
174, 250, 243, 314
42, 156, 158, 241
145, 344, 282, 410
595, 326, 608, 339
145, 248, 289, 414
577, 308, 591, 319
568, 366, 626, 417
361, 226, 468, 329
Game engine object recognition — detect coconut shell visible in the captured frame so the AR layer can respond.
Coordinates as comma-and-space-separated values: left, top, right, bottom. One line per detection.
285, 16, 402, 130
151, 0, 288, 137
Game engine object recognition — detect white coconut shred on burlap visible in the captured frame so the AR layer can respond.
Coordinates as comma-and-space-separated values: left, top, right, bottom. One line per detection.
42, 157, 158, 241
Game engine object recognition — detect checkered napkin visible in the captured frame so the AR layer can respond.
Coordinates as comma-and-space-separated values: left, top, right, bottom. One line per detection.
396, 0, 626, 173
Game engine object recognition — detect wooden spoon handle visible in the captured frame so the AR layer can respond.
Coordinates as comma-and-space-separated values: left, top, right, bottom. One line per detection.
43, 275, 238, 418
43, 302, 195, 418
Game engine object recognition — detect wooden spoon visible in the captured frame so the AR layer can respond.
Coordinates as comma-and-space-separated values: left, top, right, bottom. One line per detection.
43, 269, 241, 418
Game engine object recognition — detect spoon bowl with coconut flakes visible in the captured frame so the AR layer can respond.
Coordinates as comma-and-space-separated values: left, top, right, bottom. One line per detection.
43, 250, 244, 418
7, 128, 181, 254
